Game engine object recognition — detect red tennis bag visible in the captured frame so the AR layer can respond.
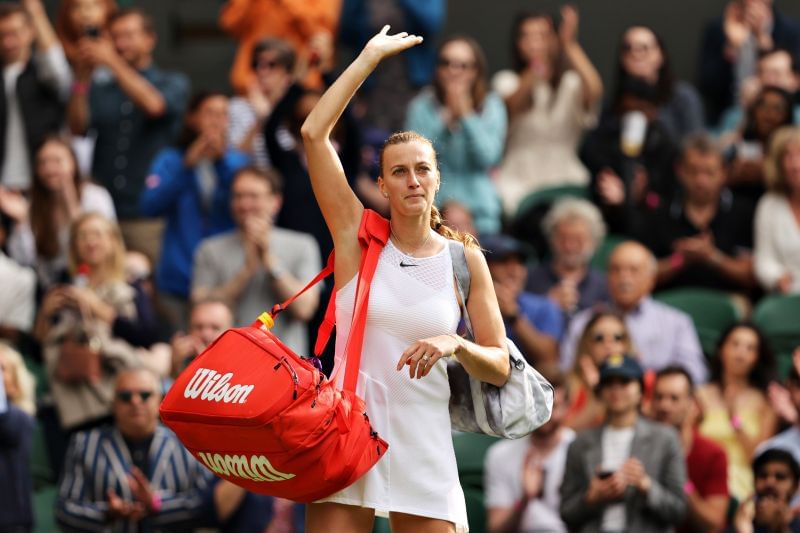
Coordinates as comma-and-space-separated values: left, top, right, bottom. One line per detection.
160, 210, 390, 503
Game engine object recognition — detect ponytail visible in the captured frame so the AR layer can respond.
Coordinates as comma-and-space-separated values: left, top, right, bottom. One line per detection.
430, 204, 480, 249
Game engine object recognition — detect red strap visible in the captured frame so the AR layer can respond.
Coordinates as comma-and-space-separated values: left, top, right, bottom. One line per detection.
268, 253, 334, 319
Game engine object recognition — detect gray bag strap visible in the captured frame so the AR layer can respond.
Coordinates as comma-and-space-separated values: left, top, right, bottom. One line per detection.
448, 241, 475, 339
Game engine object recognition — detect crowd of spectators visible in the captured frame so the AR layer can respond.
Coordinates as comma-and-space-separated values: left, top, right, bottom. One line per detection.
0, 0, 799, 531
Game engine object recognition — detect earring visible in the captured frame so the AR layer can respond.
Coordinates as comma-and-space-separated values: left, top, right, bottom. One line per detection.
382, 192, 389, 198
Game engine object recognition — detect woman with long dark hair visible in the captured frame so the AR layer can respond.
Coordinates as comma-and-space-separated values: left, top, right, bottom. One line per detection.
494, 6, 603, 214
406, 35, 507, 235
697, 322, 778, 502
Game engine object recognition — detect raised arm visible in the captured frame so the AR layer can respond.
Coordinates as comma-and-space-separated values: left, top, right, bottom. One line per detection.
300, 26, 422, 283
559, 5, 603, 111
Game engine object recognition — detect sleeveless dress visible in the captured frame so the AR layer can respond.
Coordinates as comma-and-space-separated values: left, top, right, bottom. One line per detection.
316, 234, 469, 531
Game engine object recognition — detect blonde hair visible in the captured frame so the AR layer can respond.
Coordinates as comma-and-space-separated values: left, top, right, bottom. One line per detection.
68, 213, 127, 281
572, 310, 634, 383
0, 344, 36, 416
765, 126, 800, 195
379, 131, 479, 249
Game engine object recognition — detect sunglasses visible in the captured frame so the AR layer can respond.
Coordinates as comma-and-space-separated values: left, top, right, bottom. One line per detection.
592, 333, 626, 343
437, 58, 475, 71
116, 390, 154, 403
756, 470, 791, 482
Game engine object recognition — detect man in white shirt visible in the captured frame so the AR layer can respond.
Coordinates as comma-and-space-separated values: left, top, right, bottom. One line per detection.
485, 368, 574, 533
0, 0, 71, 191
0, 212, 34, 342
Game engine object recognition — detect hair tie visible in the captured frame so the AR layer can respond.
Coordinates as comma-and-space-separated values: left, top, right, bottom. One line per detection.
435, 221, 443, 230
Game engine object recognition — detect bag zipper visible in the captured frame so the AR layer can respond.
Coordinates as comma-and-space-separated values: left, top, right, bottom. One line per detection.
273, 357, 299, 400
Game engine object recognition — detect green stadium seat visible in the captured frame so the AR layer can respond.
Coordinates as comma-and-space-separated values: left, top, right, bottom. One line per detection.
452, 432, 499, 490
653, 288, 742, 358
464, 486, 487, 533
33, 485, 58, 533
31, 420, 55, 488
589, 234, 626, 271
753, 295, 800, 378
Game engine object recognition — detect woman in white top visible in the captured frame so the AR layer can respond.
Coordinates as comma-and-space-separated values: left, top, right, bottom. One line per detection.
754, 126, 800, 294
301, 27, 510, 532
493, 6, 603, 214
2, 136, 115, 288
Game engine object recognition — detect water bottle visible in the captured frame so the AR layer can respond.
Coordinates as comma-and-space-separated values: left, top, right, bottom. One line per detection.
74, 263, 91, 288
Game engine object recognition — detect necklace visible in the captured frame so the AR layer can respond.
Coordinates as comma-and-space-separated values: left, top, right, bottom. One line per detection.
390, 221, 432, 258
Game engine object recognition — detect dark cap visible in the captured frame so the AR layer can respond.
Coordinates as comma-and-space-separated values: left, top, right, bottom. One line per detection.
598, 353, 643, 384
481, 234, 527, 262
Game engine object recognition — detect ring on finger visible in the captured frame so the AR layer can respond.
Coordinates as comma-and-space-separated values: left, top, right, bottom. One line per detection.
421, 355, 431, 365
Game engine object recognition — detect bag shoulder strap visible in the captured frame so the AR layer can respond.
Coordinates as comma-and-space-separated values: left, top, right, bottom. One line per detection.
448, 240, 475, 339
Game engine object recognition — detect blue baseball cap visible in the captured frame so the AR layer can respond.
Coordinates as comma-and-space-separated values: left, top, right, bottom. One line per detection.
481, 234, 528, 262
598, 353, 644, 384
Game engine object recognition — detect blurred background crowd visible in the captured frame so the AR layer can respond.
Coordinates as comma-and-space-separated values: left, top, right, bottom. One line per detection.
1, 0, 800, 531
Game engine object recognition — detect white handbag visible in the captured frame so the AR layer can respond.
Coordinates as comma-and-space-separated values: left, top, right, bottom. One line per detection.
447, 241, 554, 439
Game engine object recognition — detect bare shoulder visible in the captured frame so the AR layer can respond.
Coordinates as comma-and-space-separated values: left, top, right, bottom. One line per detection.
463, 245, 489, 273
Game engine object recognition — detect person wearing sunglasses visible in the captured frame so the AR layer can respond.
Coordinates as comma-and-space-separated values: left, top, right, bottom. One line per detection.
56, 366, 213, 531
732, 448, 800, 533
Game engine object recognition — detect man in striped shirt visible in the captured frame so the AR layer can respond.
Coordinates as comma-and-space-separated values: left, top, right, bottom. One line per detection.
56, 367, 213, 532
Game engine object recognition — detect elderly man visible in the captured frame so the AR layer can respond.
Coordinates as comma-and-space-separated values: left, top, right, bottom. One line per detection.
169, 298, 233, 377
527, 198, 609, 316
56, 367, 212, 532
652, 366, 729, 533
560, 241, 707, 384
560, 354, 687, 532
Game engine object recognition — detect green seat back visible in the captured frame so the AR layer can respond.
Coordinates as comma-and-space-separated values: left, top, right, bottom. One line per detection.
452, 432, 499, 490
589, 234, 626, 271
464, 486, 487, 533
753, 295, 800, 378
514, 185, 591, 220
31, 420, 54, 488
33, 485, 58, 533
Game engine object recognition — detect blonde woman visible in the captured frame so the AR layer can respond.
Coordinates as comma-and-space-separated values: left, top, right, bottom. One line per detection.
754, 126, 800, 294
301, 27, 510, 532
36, 213, 167, 432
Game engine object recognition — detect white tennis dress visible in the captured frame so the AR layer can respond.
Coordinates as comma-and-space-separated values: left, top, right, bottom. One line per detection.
317, 233, 469, 531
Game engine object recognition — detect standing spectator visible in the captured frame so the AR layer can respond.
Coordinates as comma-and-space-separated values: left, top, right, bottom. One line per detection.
0, 344, 35, 533
56, 367, 212, 532
139, 92, 248, 330
228, 38, 295, 170
192, 166, 321, 354
0, 0, 71, 191
67, 7, 190, 262
0, 211, 35, 343
485, 368, 575, 533
4, 136, 115, 289
169, 298, 233, 378
717, 48, 800, 137
697, 322, 778, 502
725, 85, 795, 203
652, 366, 730, 533
611, 25, 704, 143
560, 241, 707, 384
482, 234, 563, 366
339, 0, 446, 133
754, 126, 800, 293
493, 6, 603, 213
559, 354, 687, 532
527, 198, 609, 317
698, 0, 800, 126
565, 310, 634, 432
731, 449, 800, 533
55, 0, 117, 67
406, 36, 507, 235
644, 133, 756, 294
219, 0, 341, 94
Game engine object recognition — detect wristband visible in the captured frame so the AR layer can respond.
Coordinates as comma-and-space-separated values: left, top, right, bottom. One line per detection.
72, 80, 89, 96
149, 492, 162, 514
730, 414, 743, 431
684, 480, 696, 496
669, 252, 684, 270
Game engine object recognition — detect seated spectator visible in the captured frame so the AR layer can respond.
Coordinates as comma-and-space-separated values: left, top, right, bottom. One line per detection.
56, 366, 212, 531
560, 354, 687, 532
582, 76, 679, 235
698, 0, 800, 126
228, 37, 295, 170
485, 367, 574, 532
758, 363, 800, 464
644, 133, 756, 294
725, 85, 794, 203
527, 198, 609, 317
652, 366, 729, 533
482, 234, 562, 366
0, 344, 35, 533
169, 298, 233, 378
192, 166, 321, 353
35, 213, 164, 434
205, 478, 305, 533
0, 211, 35, 344
55, 0, 117, 67
717, 48, 800, 137
406, 36, 507, 235
440, 200, 477, 238
697, 322, 778, 502
140, 92, 249, 330
0, 0, 71, 192
731, 449, 800, 533
4, 136, 115, 289
560, 241, 707, 384
67, 7, 190, 262
611, 25, 704, 143
754, 126, 800, 294
565, 310, 634, 432
493, 6, 603, 213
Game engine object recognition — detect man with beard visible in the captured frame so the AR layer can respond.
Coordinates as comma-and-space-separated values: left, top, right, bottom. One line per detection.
731, 449, 800, 533
485, 368, 575, 532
